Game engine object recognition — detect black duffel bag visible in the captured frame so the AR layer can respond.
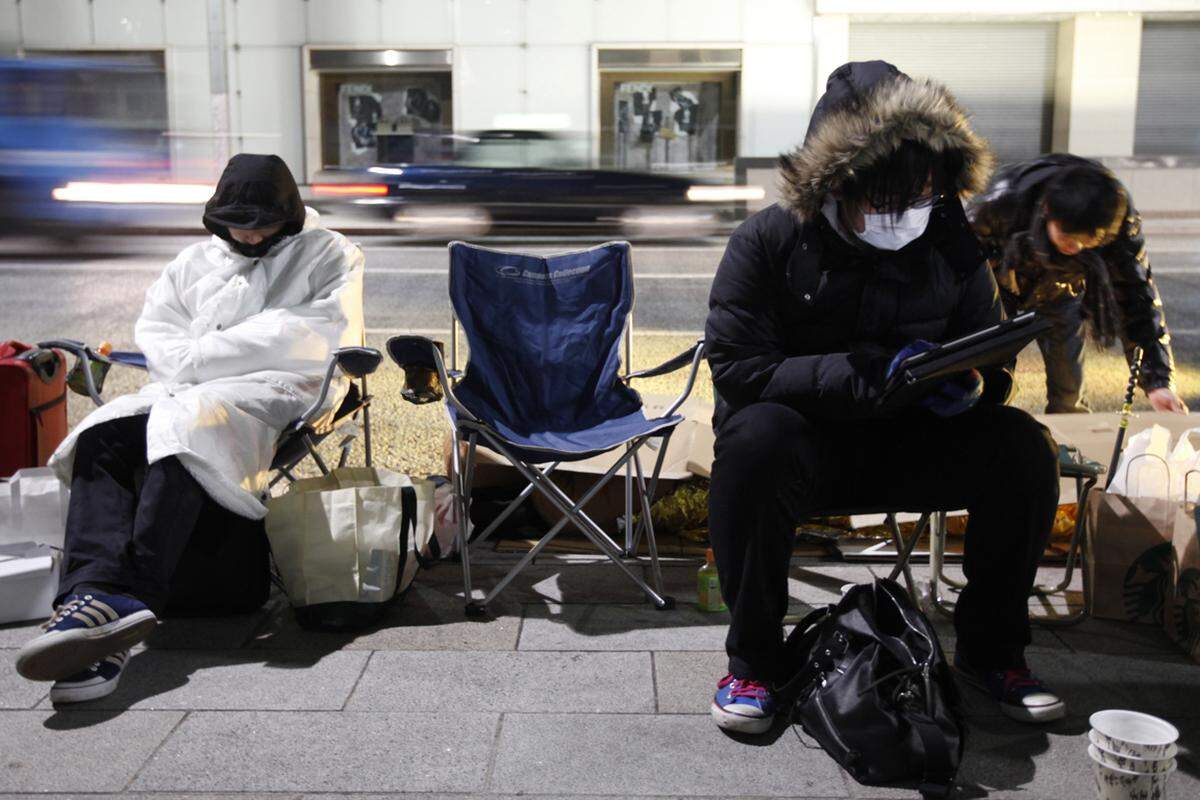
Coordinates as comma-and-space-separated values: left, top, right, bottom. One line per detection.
779, 579, 964, 799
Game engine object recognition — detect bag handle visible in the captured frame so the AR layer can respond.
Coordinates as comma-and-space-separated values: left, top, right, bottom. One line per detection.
1184, 469, 1200, 507
1123, 452, 1170, 497
392, 485, 417, 601
911, 711, 957, 799
776, 605, 833, 700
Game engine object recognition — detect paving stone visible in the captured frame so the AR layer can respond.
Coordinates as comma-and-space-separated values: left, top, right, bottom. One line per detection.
1053, 616, 1183, 655
0, 710, 183, 792
248, 583, 522, 652
346, 650, 653, 713
519, 603, 730, 651
0, 651, 47, 709
145, 609, 273, 651
301, 795, 769, 800
0, 620, 41, 649
653, 650, 728, 714
423, 560, 658, 605
489, 712, 846, 797
953, 715, 1099, 800
131, 711, 499, 793
34, 650, 369, 711
1062, 650, 1200, 717
658, 564, 836, 613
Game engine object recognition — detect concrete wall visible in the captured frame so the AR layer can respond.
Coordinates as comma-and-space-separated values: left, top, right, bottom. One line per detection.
2, 0, 1199, 201
1053, 14, 1143, 157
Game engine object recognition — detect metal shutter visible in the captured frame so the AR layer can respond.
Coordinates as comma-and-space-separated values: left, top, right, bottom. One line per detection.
848, 23, 1057, 162
1135, 22, 1200, 156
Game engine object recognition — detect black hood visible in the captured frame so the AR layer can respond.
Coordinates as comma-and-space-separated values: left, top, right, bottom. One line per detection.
779, 60, 994, 221
203, 154, 306, 250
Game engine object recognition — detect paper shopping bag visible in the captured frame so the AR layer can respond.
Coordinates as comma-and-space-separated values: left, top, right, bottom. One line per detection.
1163, 504, 1200, 663
1086, 491, 1176, 624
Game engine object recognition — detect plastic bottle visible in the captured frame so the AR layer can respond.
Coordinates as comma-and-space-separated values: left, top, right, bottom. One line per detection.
697, 548, 727, 612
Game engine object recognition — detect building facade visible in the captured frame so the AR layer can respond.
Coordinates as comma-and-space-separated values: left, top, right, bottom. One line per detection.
2, 0, 1198, 208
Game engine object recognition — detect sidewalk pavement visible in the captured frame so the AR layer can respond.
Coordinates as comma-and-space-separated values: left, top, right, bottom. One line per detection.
1, 556, 1197, 799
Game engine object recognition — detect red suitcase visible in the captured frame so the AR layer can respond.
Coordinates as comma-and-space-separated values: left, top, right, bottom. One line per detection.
0, 340, 68, 477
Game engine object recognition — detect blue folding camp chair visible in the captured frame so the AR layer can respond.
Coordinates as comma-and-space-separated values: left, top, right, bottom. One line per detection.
37, 338, 382, 483
387, 241, 705, 614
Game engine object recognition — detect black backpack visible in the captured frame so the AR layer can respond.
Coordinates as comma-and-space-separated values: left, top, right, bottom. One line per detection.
779, 579, 964, 799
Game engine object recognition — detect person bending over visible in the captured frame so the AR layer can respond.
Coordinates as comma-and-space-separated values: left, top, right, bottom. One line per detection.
705, 61, 1064, 734
15, 154, 364, 702
969, 154, 1184, 414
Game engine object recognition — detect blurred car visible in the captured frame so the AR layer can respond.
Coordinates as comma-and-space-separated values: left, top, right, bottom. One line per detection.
311, 129, 763, 238
0, 56, 208, 238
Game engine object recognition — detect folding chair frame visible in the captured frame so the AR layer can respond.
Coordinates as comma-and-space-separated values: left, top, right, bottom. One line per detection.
39, 338, 382, 486
926, 459, 1100, 627
399, 329, 706, 615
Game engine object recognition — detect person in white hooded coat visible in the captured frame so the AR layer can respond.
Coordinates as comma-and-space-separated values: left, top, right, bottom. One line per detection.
16, 154, 364, 702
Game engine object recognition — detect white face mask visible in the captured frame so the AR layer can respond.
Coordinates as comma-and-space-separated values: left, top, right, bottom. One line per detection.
856, 203, 933, 251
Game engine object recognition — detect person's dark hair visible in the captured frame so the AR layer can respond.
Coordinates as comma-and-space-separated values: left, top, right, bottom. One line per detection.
839, 139, 963, 212
1042, 165, 1127, 239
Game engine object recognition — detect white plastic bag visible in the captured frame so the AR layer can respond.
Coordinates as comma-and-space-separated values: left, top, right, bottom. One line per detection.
1108, 425, 1173, 500
431, 480, 472, 559
0, 467, 69, 549
1168, 428, 1200, 504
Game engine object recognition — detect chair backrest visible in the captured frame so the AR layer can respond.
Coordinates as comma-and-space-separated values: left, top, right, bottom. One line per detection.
447, 240, 642, 434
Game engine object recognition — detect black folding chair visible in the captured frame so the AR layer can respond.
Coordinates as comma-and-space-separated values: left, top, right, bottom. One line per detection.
38, 338, 382, 483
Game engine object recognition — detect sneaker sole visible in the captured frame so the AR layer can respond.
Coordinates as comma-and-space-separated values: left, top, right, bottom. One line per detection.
710, 701, 774, 735
954, 664, 1067, 724
49, 670, 123, 704
1000, 698, 1067, 724
15, 611, 156, 682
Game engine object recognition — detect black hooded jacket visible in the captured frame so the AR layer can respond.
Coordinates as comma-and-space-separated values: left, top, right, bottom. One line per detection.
704, 61, 1005, 431
968, 154, 1174, 391
203, 154, 306, 256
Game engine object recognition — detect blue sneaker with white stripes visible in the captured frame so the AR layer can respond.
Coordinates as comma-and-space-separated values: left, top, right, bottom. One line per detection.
16, 592, 156, 682
49, 650, 130, 704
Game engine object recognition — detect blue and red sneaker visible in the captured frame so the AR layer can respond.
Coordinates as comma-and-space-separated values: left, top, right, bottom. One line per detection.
711, 673, 777, 734
15, 592, 156, 682
954, 653, 1066, 723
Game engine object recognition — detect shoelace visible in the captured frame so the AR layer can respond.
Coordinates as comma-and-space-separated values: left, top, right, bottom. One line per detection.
41, 596, 90, 630
720, 675, 770, 701
1002, 668, 1043, 693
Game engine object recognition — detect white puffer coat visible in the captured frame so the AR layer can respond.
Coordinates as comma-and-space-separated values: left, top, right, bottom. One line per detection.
49, 208, 365, 518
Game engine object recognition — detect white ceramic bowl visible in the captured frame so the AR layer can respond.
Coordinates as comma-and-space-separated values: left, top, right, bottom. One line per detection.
1090, 710, 1180, 759
1089, 730, 1178, 774
1089, 745, 1175, 800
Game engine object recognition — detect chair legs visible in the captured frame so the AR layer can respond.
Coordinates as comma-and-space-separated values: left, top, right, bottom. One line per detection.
926, 476, 1094, 627
452, 428, 676, 614
886, 511, 929, 603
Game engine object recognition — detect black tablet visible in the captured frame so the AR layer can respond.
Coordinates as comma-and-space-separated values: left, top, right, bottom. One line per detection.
880, 312, 1053, 408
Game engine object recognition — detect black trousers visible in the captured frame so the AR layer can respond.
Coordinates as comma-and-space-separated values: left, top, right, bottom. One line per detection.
60, 415, 212, 614
1004, 293, 1089, 414
708, 402, 1060, 682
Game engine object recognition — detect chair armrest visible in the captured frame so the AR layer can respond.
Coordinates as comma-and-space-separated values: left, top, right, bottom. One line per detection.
629, 338, 706, 419
386, 335, 478, 420
335, 346, 383, 378
622, 340, 705, 382
39, 339, 111, 407
291, 346, 383, 432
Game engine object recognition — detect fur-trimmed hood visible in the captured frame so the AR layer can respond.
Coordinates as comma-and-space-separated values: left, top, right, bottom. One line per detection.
780, 60, 994, 221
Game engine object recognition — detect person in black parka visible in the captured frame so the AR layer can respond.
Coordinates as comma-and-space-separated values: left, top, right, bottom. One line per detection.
969, 154, 1185, 414
705, 62, 1064, 735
